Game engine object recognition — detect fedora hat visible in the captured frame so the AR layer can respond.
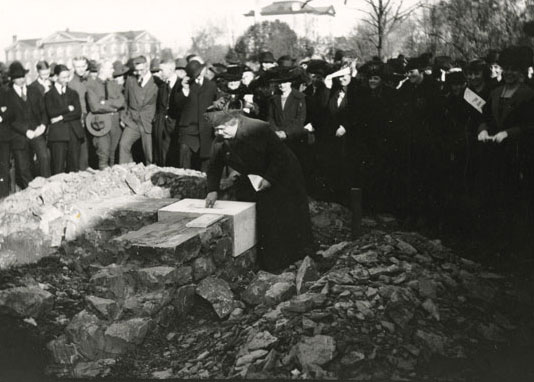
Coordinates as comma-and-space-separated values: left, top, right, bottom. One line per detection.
9, 61, 28, 79
86, 112, 112, 137
268, 66, 302, 83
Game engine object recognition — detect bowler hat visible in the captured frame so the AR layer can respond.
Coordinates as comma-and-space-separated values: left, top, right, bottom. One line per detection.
258, 51, 275, 63
112, 60, 129, 77
8, 61, 28, 79
86, 112, 112, 137
175, 57, 187, 70
150, 58, 161, 73
185, 60, 205, 79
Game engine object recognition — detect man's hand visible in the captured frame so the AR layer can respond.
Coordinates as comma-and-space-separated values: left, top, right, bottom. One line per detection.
120, 120, 126, 128
336, 125, 347, 137
26, 130, 35, 140
50, 116, 63, 124
34, 124, 46, 138
182, 76, 190, 90
68, 105, 75, 112
275, 131, 287, 140
205, 191, 218, 208
493, 131, 508, 144
257, 178, 271, 192
477, 130, 491, 142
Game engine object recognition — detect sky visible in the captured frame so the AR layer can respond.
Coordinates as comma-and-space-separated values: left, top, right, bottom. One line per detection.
0, 0, 365, 57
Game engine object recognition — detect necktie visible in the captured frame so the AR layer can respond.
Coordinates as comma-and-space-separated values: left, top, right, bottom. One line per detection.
21, 87, 27, 102
62, 86, 66, 95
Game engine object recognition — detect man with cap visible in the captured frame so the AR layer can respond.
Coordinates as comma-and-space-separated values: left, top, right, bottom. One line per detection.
86, 61, 125, 169
119, 55, 158, 164
69, 56, 89, 169
45, 64, 84, 174
172, 60, 218, 171
153, 56, 181, 167
2, 61, 48, 192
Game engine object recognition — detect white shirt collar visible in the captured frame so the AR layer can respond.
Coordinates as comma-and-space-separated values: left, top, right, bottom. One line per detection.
139, 72, 152, 88
55, 82, 66, 94
13, 83, 26, 97
195, 76, 204, 86
38, 78, 50, 88
167, 74, 178, 89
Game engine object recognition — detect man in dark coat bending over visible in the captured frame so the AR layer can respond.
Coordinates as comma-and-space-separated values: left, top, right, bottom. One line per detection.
204, 110, 314, 272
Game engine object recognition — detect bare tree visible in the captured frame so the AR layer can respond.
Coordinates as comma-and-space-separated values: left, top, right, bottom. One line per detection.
357, 0, 422, 59
305, 0, 421, 59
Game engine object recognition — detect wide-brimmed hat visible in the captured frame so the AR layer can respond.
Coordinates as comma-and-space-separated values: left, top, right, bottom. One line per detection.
86, 112, 112, 137
268, 66, 303, 83
306, 59, 329, 76
185, 60, 205, 79
112, 60, 129, 77
9, 61, 28, 79
220, 64, 251, 81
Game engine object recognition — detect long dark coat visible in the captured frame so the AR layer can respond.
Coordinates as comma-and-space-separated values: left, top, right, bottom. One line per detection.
478, 83, 534, 227
207, 115, 313, 271
153, 79, 180, 166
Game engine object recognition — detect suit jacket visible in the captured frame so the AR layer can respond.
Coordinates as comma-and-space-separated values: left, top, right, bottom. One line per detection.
4, 85, 47, 150
45, 85, 84, 142
268, 89, 307, 142
173, 78, 218, 158
28, 79, 52, 98
122, 75, 158, 134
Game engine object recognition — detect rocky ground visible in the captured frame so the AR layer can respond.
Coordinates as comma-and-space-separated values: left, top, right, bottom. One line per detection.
1, 166, 534, 381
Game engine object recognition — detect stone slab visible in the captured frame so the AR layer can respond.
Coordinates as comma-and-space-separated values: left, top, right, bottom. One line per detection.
158, 199, 256, 257
185, 214, 224, 228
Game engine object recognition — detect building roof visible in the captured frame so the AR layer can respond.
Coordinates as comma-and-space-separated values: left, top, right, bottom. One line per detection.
244, 1, 335, 17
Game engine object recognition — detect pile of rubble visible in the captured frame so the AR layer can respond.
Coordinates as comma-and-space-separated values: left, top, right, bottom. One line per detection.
0, 165, 529, 380
132, 226, 519, 380
0, 164, 206, 268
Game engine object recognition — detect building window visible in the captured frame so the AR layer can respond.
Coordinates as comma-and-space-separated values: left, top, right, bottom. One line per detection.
121, 43, 127, 54
111, 43, 118, 54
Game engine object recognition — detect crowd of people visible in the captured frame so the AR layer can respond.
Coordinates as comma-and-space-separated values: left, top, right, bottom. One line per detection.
1, 46, 534, 255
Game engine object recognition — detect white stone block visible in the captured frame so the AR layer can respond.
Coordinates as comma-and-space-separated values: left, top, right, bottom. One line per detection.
158, 199, 256, 257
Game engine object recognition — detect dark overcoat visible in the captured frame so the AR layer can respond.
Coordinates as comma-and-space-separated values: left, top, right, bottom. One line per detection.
206, 115, 313, 271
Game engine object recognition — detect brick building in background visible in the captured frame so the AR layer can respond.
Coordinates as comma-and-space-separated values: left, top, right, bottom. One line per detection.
5, 29, 160, 77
